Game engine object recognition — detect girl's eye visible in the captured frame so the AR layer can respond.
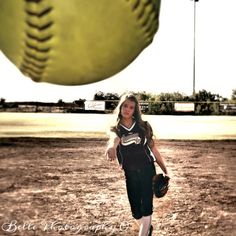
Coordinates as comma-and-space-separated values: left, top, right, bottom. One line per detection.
123, 102, 135, 110
124, 104, 134, 109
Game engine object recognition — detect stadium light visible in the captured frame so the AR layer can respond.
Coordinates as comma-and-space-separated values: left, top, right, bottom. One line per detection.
191, 0, 199, 96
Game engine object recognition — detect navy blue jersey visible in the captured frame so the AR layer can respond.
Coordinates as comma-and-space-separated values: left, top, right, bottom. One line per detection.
116, 121, 155, 170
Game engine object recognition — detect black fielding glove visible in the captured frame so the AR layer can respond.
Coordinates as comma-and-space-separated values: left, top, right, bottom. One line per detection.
152, 174, 170, 198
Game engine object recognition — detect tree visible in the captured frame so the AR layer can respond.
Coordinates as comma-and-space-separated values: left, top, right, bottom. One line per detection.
73, 99, 86, 107
104, 93, 119, 100
194, 90, 216, 101
158, 92, 184, 101
231, 89, 236, 101
134, 91, 152, 101
94, 91, 105, 100
0, 98, 6, 105
57, 99, 64, 106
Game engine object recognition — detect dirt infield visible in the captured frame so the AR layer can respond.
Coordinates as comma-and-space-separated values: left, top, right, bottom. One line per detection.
0, 138, 235, 236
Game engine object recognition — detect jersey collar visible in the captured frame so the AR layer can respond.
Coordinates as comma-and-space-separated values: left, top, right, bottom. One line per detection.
120, 121, 136, 131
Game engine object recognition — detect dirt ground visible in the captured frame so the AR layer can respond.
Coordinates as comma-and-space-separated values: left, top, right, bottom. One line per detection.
0, 138, 235, 236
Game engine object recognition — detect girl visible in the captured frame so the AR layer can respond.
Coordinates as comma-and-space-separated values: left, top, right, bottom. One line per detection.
106, 93, 169, 236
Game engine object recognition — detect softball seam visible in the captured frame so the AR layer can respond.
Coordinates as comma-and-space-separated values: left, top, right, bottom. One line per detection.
20, 0, 53, 82
126, 0, 160, 45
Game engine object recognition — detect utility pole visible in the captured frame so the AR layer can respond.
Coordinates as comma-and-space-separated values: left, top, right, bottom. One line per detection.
192, 0, 199, 96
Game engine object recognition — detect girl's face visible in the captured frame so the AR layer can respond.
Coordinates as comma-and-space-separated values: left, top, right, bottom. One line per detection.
120, 99, 135, 120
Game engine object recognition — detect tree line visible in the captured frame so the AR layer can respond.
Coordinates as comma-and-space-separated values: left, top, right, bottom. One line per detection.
1, 89, 236, 115
93, 89, 236, 115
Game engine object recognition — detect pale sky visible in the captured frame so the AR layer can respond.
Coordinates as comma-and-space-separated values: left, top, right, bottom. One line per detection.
0, 0, 235, 102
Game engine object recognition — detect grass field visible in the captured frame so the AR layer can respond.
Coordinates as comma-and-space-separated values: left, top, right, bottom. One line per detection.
0, 113, 236, 139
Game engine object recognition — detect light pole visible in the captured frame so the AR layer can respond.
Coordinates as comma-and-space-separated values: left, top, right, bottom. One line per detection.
192, 0, 199, 96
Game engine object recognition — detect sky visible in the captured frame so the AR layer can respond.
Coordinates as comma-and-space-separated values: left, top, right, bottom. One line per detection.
0, 0, 236, 102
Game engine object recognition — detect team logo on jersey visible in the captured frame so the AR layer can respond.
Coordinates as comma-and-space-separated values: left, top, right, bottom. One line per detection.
121, 133, 141, 146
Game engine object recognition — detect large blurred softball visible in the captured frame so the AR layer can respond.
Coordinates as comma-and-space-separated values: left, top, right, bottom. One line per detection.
0, 0, 161, 85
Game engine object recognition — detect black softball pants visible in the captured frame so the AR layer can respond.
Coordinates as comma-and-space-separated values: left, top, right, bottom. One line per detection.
124, 164, 156, 219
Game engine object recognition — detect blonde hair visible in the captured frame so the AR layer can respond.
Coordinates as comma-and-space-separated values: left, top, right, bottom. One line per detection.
111, 93, 154, 147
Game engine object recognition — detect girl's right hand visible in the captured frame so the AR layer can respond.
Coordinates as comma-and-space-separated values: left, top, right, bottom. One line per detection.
105, 147, 117, 161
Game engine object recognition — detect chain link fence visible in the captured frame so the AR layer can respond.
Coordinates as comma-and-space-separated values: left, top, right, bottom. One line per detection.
105, 100, 236, 115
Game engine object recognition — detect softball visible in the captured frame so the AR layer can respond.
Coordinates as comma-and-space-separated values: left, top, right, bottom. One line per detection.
0, 0, 161, 85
